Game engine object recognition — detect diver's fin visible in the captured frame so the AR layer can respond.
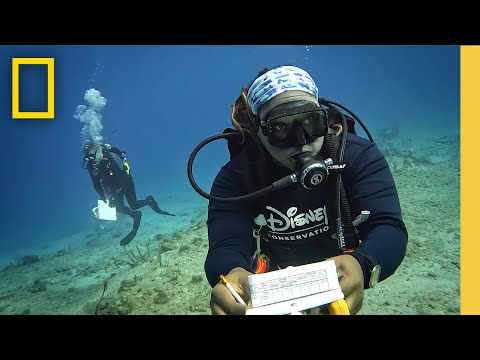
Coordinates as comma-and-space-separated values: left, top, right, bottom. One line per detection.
146, 196, 175, 216
120, 230, 136, 246
157, 210, 176, 217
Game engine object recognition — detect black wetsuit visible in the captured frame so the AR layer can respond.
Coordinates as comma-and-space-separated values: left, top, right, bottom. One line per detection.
205, 133, 408, 288
86, 145, 175, 246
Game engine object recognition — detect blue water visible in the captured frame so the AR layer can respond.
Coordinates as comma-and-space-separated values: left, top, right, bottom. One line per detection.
0, 45, 459, 260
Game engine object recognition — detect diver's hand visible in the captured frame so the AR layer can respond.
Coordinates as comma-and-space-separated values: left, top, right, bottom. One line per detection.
328, 254, 364, 315
108, 198, 116, 208
210, 267, 252, 315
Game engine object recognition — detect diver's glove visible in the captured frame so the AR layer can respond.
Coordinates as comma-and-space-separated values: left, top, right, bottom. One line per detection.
108, 197, 116, 208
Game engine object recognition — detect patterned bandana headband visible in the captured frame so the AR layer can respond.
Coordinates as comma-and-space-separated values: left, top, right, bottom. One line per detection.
247, 66, 319, 116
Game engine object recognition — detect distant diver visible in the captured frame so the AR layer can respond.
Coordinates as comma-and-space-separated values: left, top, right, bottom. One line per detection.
83, 142, 175, 246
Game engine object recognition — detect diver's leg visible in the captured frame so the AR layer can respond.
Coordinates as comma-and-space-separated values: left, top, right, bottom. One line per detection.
115, 193, 142, 246
124, 175, 150, 210
124, 175, 175, 216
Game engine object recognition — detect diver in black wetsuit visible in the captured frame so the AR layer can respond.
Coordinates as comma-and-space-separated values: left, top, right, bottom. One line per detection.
191, 65, 408, 315
83, 142, 175, 246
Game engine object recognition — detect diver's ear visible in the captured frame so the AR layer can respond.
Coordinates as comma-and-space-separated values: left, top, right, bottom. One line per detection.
330, 124, 343, 136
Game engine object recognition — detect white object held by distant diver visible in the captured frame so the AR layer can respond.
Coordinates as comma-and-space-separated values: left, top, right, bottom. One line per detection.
94, 199, 117, 221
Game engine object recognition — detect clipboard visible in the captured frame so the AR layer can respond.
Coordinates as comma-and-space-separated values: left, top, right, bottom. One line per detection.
95, 200, 117, 221
245, 260, 345, 315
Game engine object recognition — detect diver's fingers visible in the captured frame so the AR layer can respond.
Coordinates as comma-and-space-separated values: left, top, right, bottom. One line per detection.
343, 290, 363, 315
210, 301, 228, 315
339, 274, 363, 315
217, 301, 246, 315
211, 286, 247, 315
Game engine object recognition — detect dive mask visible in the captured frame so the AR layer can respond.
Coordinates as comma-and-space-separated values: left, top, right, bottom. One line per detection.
260, 104, 328, 148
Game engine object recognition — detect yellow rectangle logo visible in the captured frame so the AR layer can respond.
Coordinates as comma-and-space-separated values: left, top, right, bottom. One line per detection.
12, 57, 54, 119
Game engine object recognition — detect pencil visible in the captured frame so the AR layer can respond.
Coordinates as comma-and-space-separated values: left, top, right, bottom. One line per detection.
220, 274, 247, 306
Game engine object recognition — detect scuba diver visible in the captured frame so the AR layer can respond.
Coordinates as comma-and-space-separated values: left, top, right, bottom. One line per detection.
83, 142, 175, 246
187, 65, 408, 315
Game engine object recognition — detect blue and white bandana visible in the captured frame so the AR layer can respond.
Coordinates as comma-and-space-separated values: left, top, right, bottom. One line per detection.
247, 66, 319, 116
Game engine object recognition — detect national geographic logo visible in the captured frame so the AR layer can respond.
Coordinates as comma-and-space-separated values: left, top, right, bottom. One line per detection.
12, 58, 54, 119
